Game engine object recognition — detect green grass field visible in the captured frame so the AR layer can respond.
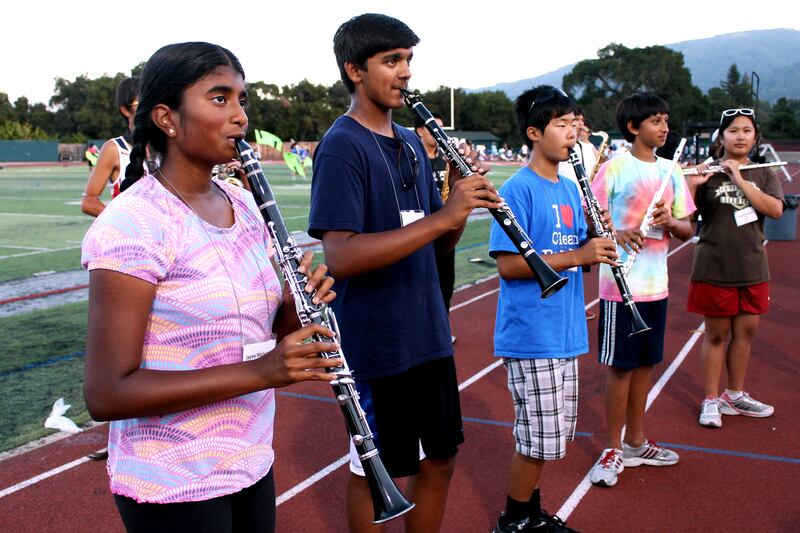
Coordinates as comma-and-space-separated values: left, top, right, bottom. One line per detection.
0, 161, 522, 452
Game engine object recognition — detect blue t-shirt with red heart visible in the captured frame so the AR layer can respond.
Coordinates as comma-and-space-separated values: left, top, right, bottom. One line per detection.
489, 166, 589, 359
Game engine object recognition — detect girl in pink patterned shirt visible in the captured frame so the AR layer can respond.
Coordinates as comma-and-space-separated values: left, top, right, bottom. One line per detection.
81, 42, 341, 533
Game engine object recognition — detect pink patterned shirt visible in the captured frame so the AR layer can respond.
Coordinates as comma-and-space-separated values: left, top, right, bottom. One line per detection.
82, 175, 282, 503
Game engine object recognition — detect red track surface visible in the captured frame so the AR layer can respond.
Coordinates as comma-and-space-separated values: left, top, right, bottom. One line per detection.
2, 181, 799, 533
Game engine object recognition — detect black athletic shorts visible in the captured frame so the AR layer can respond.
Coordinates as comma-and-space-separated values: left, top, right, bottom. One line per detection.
598, 298, 667, 369
352, 356, 464, 478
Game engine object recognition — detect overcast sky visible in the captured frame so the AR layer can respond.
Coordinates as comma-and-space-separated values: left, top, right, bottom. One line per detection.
3, 1, 799, 105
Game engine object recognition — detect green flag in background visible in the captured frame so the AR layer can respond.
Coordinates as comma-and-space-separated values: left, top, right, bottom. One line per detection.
255, 129, 283, 151
282, 151, 306, 178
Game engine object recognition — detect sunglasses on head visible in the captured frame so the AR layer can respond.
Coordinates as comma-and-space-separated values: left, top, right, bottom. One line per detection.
529, 87, 569, 113
398, 140, 419, 190
720, 108, 754, 123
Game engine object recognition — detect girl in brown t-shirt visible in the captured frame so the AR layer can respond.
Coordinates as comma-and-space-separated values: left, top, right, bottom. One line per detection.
686, 109, 784, 429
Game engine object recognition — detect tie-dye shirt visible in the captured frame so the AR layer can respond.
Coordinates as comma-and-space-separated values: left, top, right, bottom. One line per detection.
82, 175, 282, 503
591, 152, 695, 302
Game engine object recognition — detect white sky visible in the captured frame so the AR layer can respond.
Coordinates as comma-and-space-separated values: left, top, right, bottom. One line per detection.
3, 1, 799, 105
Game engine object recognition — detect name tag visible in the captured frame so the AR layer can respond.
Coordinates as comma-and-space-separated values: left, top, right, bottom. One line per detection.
400, 209, 425, 227
734, 206, 758, 227
645, 226, 664, 240
243, 338, 276, 362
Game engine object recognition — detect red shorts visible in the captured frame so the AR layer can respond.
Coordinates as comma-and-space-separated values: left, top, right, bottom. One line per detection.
687, 281, 769, 317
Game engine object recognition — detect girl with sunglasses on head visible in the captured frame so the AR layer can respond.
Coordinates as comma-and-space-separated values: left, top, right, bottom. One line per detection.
81, 42, 342, 533
687, 108, 784, 429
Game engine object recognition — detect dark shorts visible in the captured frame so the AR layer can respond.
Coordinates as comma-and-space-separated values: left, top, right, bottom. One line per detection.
114, 469, 275, 533
350, 356, 464, 478
598, 298, 667, 369
687, 281, 769, 316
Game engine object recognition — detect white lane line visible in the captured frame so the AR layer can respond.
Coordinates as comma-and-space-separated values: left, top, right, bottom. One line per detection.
276, 456, 350, 506
556, 323, 705, 520
0, 456, 91, 499
0, 245, 49, 251
0, 245, 81, 260
0, 213, 88, 220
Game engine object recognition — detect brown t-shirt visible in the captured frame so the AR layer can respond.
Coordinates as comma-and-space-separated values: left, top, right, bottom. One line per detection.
691, 164, 784, 286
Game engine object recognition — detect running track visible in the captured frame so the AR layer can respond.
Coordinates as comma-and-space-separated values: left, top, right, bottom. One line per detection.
1, 203, 799, 531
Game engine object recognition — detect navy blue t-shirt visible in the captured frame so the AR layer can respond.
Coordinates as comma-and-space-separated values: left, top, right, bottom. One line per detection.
308, 116, 452, 380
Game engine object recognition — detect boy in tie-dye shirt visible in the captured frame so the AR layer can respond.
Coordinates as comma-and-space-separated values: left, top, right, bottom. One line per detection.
588, 94, 695, 488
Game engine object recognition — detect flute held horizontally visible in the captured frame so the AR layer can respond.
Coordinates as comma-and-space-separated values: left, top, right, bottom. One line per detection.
399, 88, 567, 298
235, 139, 414, 524
681, 161, 787, 176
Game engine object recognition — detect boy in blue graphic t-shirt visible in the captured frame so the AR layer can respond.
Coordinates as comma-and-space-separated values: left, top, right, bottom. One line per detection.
489, 86, 618, 533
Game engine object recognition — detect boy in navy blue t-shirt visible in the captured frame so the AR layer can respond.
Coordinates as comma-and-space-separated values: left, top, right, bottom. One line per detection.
489, 86, 618, 533
308, 13, 501, 532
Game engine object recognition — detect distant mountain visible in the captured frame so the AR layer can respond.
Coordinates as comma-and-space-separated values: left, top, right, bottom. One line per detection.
474, 29, 800, 102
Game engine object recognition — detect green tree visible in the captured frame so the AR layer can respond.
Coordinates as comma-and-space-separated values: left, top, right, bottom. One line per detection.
0, 93, 14, 123
763, 97, 800, 138
50, 73, 128, 141
562, 43, 710, 132
0, 121, 51, 140
720, 64, 751, 105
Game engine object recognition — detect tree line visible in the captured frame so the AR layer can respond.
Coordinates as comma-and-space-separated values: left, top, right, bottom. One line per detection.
2, 44, 799, 143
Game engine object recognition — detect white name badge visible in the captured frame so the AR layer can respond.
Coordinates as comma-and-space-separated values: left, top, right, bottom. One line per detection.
734, 206, 758, 227
400, 209, 425, 227
645, 226, 665, 240
243, 338, 276, 362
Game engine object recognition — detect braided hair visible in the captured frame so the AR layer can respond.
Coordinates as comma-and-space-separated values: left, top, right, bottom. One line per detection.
122, 42, 244, 192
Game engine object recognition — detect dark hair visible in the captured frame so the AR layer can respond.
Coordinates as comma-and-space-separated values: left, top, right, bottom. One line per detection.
333, 13, 419, 93
122, 42, 244, 191
514, 85, 574, 150
716, 111, 760, 159
414, 111, 443, 131
616, 93, 670, 143
115, 77, 140, 121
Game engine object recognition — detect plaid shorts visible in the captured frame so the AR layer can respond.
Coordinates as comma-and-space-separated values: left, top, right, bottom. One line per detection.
504, 357, 578, 460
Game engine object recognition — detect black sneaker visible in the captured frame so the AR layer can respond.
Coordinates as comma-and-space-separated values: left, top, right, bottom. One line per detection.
492, 515, 547, 532
539, 510, 578, 533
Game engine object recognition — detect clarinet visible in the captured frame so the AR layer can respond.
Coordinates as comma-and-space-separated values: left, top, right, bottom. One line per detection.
568, 149, 650, 337
400, 89, 567, 298
235, 139, 414, 524
620, 138, 686, 276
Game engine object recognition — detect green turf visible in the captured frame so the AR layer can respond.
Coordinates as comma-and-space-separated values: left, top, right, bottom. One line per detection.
0, 161, 523, 452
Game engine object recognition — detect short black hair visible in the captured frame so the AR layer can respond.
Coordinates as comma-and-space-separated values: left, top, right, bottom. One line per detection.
616, 93, 670, 143
414, 111, 443, 130
116, 76, 140, 121
514, 85, 574, 149
333, 13, 419, 93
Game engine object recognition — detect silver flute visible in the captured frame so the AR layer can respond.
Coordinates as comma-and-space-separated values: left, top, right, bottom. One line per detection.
568, 148, 650, 336
620, 138, 686, 276
235, 139, 414, 524
682, 161, 787, 175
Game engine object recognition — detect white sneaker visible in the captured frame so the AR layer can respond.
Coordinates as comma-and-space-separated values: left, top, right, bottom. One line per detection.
622, 439, 679, 467
589, 448, 624, 487
699, 398, 722, 428
719, 392, 774, 417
